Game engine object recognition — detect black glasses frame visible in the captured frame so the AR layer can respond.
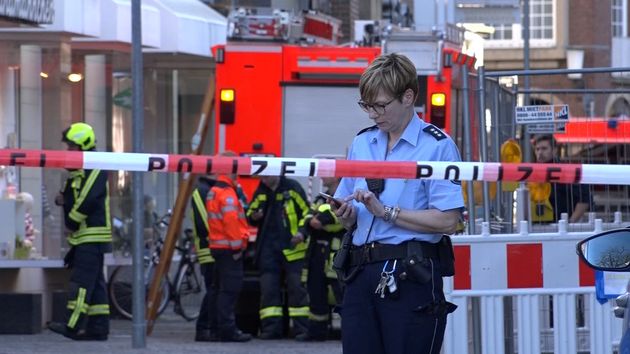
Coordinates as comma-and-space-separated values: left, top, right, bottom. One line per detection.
357, 97, 398, 115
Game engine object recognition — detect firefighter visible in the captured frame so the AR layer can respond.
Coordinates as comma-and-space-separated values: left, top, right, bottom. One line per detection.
48, 122, 112, 341
295, 176, 345, 341
333, 53, 463, 354
191, 175, 218, 342
206, 152, 252, 342
246, 175, 310, 339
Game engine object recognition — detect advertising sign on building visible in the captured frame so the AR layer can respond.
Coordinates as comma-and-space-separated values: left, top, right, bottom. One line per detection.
515, 104, 570, 124
455, 0, 520, 24
0, 0, 54, 24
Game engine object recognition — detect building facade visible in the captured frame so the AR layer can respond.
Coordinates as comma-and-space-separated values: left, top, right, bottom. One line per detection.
482, 0, 630, 118
0, 0, 226, 323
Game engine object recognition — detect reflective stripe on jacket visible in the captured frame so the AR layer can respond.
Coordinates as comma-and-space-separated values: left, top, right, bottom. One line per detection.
299, 196, 345, 278
191, 177, 215, 264
63, 169, 112, 246
246, 177, 310, 261
207, 175, 249, 251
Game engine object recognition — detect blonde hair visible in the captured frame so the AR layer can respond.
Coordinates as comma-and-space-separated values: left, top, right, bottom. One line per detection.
359, 53, 419, 104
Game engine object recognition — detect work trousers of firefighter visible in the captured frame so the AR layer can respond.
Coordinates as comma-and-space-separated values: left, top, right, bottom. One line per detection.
210, 249, 244, 337
304, 240, 342, 339
63, 244, 110, 335
196, 262, 217, 333
259, 249, 309, 337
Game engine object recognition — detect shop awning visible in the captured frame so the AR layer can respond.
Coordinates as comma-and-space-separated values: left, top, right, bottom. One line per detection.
142, 0, 227, 58
72, 0, 162, 48
0, 0, 226, 58
554, 118, 630, 144
0, 0, 161, 46
0, 0, 100, 38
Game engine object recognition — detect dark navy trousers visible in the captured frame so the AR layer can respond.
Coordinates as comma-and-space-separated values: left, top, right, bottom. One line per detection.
196, 263, 217, 332
64, 244, 110, 335
340, 258, 448, 354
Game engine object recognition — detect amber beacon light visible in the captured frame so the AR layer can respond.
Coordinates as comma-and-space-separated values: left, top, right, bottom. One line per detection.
220, 89, 236, 124
431, 92, 446, 106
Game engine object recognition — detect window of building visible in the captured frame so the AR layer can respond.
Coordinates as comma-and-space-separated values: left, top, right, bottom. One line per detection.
489, 23, 513, 40
530, 0, 554, 39
485, 0, 555, 48
612, 0, 628, 37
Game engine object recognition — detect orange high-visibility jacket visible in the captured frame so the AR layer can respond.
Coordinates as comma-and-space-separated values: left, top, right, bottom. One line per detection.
206, 175, 249, 251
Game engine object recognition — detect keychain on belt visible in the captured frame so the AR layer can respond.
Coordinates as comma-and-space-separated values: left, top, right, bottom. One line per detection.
375, 259, 398, 298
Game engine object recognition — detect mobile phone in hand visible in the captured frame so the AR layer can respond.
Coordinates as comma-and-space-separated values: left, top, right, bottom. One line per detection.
319, 192, 343, 207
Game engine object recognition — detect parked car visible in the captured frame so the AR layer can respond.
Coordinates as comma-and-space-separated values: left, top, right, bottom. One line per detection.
577, 228, 630, 354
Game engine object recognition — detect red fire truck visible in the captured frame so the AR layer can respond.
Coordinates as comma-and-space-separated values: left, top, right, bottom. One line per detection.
212, 16, 478, 197
210, 10, 479, 334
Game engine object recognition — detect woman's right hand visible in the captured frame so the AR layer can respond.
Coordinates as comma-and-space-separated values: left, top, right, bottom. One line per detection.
334, 196, 357, 230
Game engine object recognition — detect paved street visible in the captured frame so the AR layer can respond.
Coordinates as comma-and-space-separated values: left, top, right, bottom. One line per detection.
0, 315, 343, 354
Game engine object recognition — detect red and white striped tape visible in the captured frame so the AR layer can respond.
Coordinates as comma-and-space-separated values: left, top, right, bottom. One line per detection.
1, 149, 629, 185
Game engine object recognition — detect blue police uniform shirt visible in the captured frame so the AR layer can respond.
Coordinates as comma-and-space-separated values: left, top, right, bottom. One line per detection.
334, 114, 464, 245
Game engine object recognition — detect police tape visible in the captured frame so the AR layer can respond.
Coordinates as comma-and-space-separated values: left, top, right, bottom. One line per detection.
1, 149, 629, 185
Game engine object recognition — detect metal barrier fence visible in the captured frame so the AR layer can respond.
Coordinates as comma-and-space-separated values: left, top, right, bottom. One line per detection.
444, 218, 629, 354
462, 65, 630, 236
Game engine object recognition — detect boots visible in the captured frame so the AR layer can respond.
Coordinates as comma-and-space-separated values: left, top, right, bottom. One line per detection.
48, 322, 108, 341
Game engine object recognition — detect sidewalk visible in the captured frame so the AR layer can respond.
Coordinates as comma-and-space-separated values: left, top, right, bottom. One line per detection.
0, 315, 343, 354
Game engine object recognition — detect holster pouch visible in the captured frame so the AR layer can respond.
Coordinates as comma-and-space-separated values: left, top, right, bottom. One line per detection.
438, 235, 456, 277
332, 226, 360, 284
403, 254, 432, 284
404, 241, 434, 283
332, 228, 352, 273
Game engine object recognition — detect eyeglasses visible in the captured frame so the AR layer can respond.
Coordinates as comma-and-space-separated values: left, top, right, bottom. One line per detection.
357, 97, 397, 115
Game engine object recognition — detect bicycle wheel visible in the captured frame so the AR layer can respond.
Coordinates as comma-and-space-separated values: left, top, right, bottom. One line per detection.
174, 261, 205, 321
108, 264, 169, 320
108, 266, 134, 320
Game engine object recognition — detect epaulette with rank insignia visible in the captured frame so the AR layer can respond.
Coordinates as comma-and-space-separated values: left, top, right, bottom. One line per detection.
356, 125, 378, 136
423, 124, 446, 141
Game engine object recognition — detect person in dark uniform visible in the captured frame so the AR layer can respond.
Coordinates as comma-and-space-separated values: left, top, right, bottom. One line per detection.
533, 134, 592, 222
295, 176, 345, 341
202, 151, 251, 342
332, 53, 464, 354
191, 149, 252, 343
246, 175, 310, 339
48, 122, 112, 341
191, 175, 218, 342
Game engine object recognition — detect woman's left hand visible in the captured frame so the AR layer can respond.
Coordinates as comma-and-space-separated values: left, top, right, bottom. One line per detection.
352, 189, 385, 218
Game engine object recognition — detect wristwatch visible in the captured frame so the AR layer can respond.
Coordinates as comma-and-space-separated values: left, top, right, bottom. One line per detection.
382, 205, 394, 222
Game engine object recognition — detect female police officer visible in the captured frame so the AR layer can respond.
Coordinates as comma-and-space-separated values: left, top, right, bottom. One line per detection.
332, 53, 464, 354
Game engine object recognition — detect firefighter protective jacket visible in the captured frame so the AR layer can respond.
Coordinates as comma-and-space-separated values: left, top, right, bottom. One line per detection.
62, 169, 112, 246
206, 175, 249, 251
299, 196, 345, 278
191, 176, 216, 264
299, 196, 345, 239
246, 177, 310, 261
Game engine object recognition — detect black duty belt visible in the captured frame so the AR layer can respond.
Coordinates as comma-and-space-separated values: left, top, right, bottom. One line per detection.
348, 240, 439, 267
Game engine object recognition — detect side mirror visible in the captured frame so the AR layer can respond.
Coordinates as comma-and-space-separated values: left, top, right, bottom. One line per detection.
577, 228, 630, 271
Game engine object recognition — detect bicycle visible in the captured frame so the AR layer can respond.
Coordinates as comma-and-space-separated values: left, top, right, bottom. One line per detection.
108, 213, 206, 321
